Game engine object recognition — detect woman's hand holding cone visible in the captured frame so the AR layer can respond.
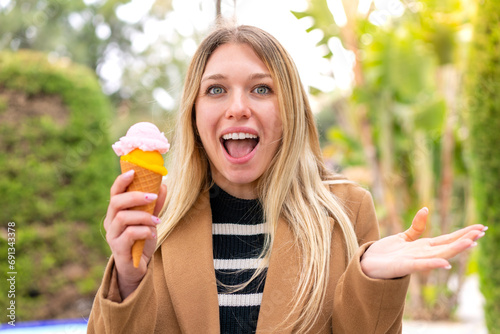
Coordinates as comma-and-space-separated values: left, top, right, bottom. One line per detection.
103, 169, 167, 300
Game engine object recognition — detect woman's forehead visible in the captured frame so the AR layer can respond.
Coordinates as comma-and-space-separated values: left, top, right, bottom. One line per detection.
202, 43, 271, 77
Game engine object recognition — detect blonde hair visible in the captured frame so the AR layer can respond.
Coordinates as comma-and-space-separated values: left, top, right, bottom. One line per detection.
157, 24, 359, 332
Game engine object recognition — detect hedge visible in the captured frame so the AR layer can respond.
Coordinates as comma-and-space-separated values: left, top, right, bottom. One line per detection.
466, 2, 500, 332
0, 50, 115, 321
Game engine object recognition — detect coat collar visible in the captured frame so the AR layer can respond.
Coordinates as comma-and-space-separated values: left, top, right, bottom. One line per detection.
161, 191, 303, 333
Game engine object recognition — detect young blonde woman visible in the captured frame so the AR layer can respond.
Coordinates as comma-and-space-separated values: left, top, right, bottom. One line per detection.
88, 25, 487, 333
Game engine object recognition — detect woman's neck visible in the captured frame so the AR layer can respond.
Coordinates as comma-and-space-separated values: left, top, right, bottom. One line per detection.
210, 178, 258, 200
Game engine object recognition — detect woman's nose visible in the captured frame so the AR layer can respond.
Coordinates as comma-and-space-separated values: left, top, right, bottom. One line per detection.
225, 91, 251, 120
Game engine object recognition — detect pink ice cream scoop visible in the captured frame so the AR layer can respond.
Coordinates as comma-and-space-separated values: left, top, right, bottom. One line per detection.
112, 122, 170, 156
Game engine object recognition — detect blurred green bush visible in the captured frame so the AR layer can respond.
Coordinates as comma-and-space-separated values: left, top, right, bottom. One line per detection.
0, 50, 115, 320
467, 1, 500, 332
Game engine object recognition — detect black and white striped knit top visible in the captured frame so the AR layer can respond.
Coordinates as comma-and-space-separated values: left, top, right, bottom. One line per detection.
209, 184, 269, 334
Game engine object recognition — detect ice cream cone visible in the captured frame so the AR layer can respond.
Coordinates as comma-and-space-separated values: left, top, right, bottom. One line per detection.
120, 160, 163, 267
112, 122, 169, 268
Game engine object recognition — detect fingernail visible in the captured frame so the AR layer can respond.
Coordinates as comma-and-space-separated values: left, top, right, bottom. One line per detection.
482, 226, 489, 232
421, 207, 429, 213
145, 193, 158, 202
123, 170, 135, 178
475, 232, 485, 240
152, 232, 156, 238
151, 216, 161, 224
444, 264, 452, 270
468, 242, 478, 249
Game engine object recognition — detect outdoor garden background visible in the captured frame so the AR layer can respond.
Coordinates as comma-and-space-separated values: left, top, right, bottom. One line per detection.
0, 0, 498, 333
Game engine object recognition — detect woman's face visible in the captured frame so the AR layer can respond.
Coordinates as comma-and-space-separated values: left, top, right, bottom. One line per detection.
195, 43, 282, 199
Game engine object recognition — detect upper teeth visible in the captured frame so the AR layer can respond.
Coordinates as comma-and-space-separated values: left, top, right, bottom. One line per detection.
222, 133, 258, 140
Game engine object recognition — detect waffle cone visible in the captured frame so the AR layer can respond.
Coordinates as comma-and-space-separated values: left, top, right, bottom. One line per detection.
120, 160, 163, 268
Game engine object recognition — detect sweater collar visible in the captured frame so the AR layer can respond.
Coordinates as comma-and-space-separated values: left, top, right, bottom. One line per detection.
209, 183, 262, 221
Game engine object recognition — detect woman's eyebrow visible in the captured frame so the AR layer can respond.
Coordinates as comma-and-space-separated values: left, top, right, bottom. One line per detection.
201, 73, 226, 83
249, 73, 272, 80
201, 73, 272, 83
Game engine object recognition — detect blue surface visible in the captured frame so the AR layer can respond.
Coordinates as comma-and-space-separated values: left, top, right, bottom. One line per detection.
0, 319, 87, 333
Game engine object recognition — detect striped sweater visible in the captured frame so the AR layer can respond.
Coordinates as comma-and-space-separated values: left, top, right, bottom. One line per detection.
209, 184, 269, 334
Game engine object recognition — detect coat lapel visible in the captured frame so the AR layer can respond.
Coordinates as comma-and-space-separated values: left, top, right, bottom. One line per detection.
161, 191, 220, 333
256, 217, 304, 333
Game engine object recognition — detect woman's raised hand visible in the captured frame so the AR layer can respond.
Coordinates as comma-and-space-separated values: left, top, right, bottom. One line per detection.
103, 170, 167, 299
360, 207, 487, 280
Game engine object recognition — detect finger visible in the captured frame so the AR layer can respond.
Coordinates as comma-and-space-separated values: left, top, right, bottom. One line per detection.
110, 170, 135, 197
104, 170, 136, 228
153, 183, 167, 216
106, 191, 159, 227
401, 207, 429, 242
111, 225, 157, 258
429, 224, 486, 246
402, 258, 451, 275
143, 232, 158, 259
421, 232, 478, 260
110, 191, 159, 213
361, 255, 451, 279
107, 210, 160, 240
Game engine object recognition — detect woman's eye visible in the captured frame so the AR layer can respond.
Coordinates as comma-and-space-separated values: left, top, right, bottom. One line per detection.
254, 86, 271, 95
208, 86, 225, 95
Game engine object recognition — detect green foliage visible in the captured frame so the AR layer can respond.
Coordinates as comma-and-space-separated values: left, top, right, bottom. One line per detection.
325, 127, 365, 166
315, 106, 338, 146
422, 284, 455, 312
0, 0, 188, 120
466, 1, 500, 332
292, 0, 340, 49
297, 0, 479, 321
0, 50, 115, 320
0, 0, 131, 69
416, 0, 467, 65
466, 247, 479, 276
360, 27, 437, 103
348, 17, 464, 229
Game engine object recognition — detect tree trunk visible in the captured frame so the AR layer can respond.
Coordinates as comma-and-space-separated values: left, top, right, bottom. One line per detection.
215, 0, 222, 22
339, 0, 401, 234
437, 64, 459, 236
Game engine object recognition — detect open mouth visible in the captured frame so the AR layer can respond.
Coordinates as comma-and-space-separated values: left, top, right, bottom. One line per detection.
220, 132, 260, 159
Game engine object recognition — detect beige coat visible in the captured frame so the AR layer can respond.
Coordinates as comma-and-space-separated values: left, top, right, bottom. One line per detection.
88, 183, 410, 333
